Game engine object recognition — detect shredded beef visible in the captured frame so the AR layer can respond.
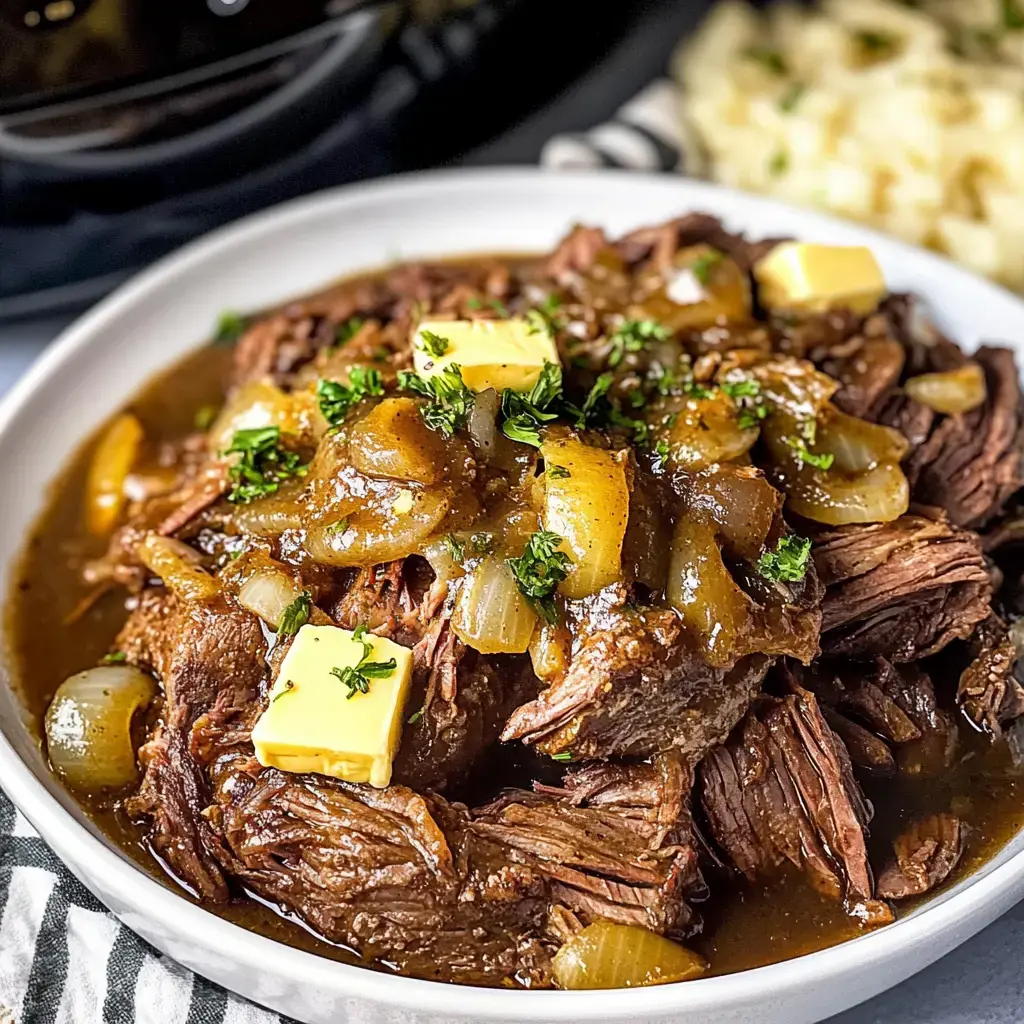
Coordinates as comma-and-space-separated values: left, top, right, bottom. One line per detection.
699, 687, 892, 925
958, 616, 1024, 736
876, 814, 963, 900
501, 599, 771, 761
813, 509, 991, 662
121, 591, 267, 901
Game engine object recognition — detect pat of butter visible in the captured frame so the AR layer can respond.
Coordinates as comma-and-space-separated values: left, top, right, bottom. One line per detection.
754, 242, 886, 315
413, 319, 558, 394
251, 624, 413, 788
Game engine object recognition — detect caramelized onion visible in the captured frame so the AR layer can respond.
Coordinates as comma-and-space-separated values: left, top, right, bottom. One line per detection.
136, 534, 220, 601
467, 387, 501, 456
208, 380, 324, 453
226, 480, 306, 536
786, 462, 910, 526
904, 362, 987, 415
86, 413, 143, 535
817, 408, 908, 475
45, 666, 156, 791
238, 568, 303, 629
657, 391, 759, 471
552, 921, 707, 990
541, 438, 630, 599
349, 398, 446, 484
451, 555, 537, 654
528, 621, 571, 682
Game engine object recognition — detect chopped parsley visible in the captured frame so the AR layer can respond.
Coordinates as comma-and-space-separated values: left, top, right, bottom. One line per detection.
721, 378, 768, 430
785, 435, 835, 471
507, 530, 573, 624
317, 367, 384, 427
407, 707, 425, 726
768, 149, 790, 177
757, 535, 812, 583
335, 316, 366, 346
470, 531, 495, 554
854, 28, 897, 54
223, 426, 307, 504
547, 464, 571, 479
525, 294, 565, 337
213, 311, 247, 343
608, 319, 670, 368
416, 329, 450, 359
278, 591, 312, 637
1005, 0, 1024, 29
501, 361, 563, 447
272, 679, 296, 703
779, 82, 805, 113
194, 405, 219, 431
328, 517, 350, 536
443, 533, 466, 563
466, 296, 511, 317
745, 46, 788, 75
330, 624, 397, 699
550, 751, 573, 763
570, 372, 614, 428
691, 249, 725, 286
101, 651, 127, 665
398, 364, 475, 438
652, 439, 671, 473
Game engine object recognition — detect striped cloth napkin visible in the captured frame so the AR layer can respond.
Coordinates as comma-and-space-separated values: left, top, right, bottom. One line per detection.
0, 78, 685, 1024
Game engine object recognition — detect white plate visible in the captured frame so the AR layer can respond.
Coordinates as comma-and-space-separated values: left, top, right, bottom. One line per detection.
2, 168, 1024, 1024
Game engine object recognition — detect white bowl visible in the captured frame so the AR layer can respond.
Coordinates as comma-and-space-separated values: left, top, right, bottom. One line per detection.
2, 168, 1024, 1024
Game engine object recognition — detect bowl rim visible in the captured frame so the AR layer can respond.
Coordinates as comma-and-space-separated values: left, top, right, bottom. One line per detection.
3, 166, 1024, 1021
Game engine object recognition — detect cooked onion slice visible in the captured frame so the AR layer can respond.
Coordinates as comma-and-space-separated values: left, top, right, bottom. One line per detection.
787, 462, 910, 526
86, 413, 144, 535
238, 568, 303, 629
137, 534, 220, 601
45, 666, 156, 791
552, 921, 707, 990
904, 363, 986, 415
452, 555, 537, 654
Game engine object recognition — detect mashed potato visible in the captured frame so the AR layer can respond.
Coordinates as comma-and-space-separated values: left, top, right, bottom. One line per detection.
675, 0, 1024, 291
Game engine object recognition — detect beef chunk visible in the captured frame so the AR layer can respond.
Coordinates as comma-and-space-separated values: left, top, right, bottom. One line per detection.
876, 814, 963, 900
501, 601, 771, 761
121, 591, 268, 901
335, 559, 535, 792
820, 334, 906, 420
471, 756, 704, 938
813, 510, 991, 662
902, 347, 1024, 529
206, 759, 552, 986
958, 616, 1024, 736
699, 688, 892, 924
615, 213, 784, 272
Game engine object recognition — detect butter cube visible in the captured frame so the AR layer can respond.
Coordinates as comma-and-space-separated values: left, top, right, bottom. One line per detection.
413, 319, 559, 394
251, 624, 413, 788
754, 242, 886, 315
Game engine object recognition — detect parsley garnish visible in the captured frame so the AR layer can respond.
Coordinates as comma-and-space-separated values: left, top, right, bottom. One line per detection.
416, 330, 449, 358
721, 378, 768, 430
855, 29, 897, 53
547, 464, 571, 479
101, 651, 127, 665
278, 591, 312, 637
691, 250, 725, 286
745, 46, 788, 75
194, 405, 219, 431
525, 294, 565, 337
779, 82, 806, 113
272, 679, 296, 703
213, 311, 246, 343
407, 707, 425, 725
550, 751, 573, 763
768, 149, 790, 176
443, 533, 466, 562
786, 436, 835, 470
571, 373, 614, 428
652, 439, 670, 472
330, 624, 397, 699
608, 319, 670, 368
501, 361, 564, 447
398, 364, 475, 438
507, 531, 573, 624
466, 296, 511, 317
223, 427, 307, 504
1004, 0, 1024, 28
470, 531, 495, 554
317, 368, 384, 427
757, 535, 812, 583
328, 517, 350, 536
335, 316, 366, 346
